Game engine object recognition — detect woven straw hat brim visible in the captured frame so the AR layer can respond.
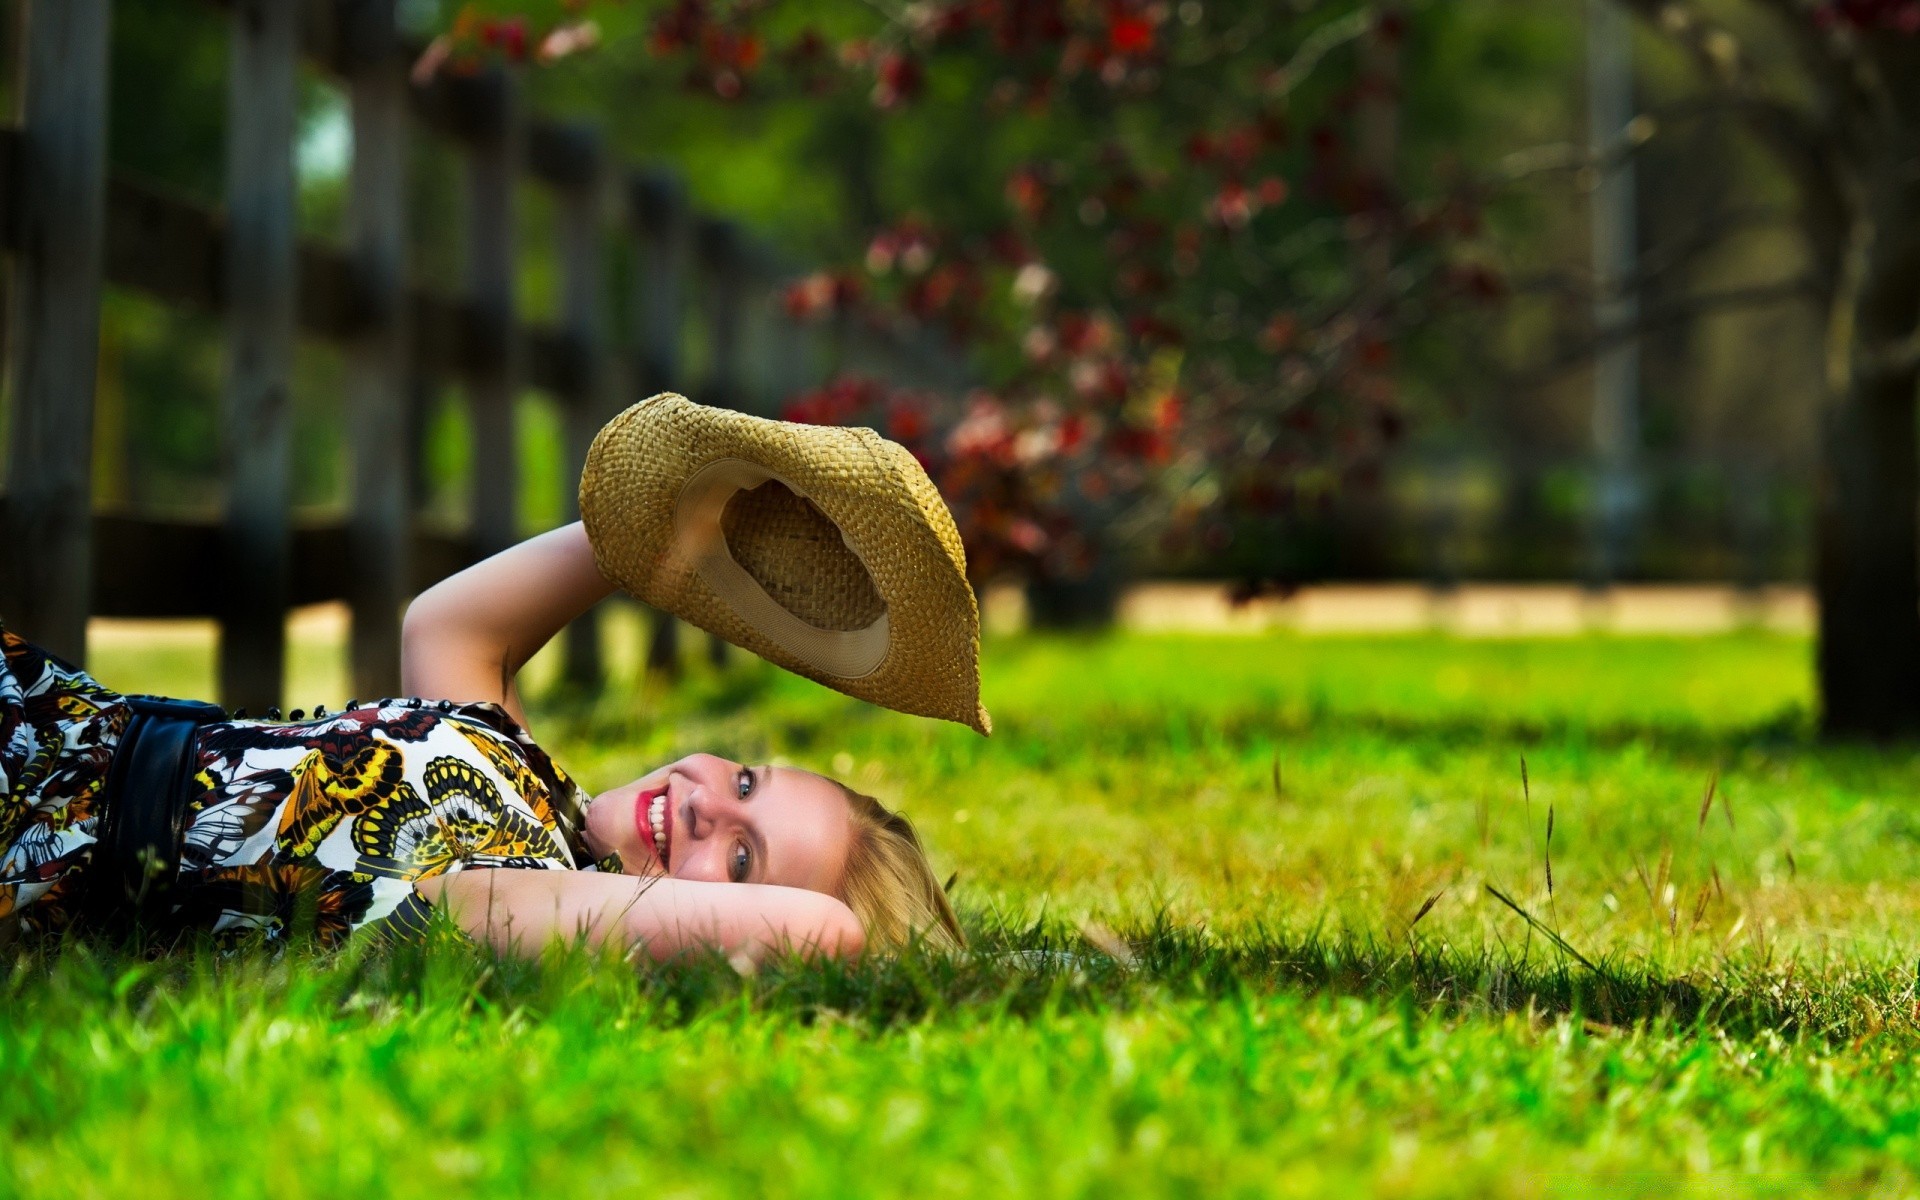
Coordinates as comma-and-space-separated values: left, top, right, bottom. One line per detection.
580, 394, 991, 734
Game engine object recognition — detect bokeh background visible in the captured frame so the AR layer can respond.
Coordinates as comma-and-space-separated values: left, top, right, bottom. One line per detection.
7, 0, 1918, 734
48, 1, 1827, 577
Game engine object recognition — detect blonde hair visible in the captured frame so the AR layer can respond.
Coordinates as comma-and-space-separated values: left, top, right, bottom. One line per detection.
835, 784, 966, 953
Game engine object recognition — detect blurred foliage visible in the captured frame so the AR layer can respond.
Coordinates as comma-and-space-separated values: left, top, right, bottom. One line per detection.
486, 0, 1589, 585
76, 1, 1820, 581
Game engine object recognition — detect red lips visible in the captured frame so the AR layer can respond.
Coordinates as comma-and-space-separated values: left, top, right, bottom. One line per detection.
632, 783, 672, 870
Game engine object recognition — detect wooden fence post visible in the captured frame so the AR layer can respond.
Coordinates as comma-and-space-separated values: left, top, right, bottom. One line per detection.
767, 306, 814, 418
697, 217, 746, 414
696, 216, 746, 668
344, 0, 411, 701
465, 69, 522, 561
0, 0, 111, 664
630, 169, 689, 677
554, 126, 606, 691
219, 0, 299, 712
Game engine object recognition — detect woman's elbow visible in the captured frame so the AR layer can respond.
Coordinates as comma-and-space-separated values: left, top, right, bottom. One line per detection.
818, 898, 867, 959
399, 592, 439, 653
773, 894, 866, 961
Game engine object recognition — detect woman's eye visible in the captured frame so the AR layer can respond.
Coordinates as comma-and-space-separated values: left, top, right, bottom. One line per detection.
736, 768, 754, 800
728, 842, 752, 883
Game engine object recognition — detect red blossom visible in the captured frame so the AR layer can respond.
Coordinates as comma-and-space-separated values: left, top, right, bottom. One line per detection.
1258, 313, 1299, 353
1053, 312, 1098, 356
925, 3, 977, 42
1110, 426, 1169, 463
1058, 413, 1090, 454
886, 395, 931, 441
782, 271, 863, 320
987, 229, 1033, 265
985, 0, 1071, 53
1126, 314, 1183, 346
783, 376, 887, 426
1818, 0, 1920, 29
478, 17, 529, 60
1005, 167, 1051, 222
1151, 390, 1184, 433
1218, 126, 1261, 169
1107, 12, 1155, 56
704, 28, 763, 72
649, 0, 707, 55
1005, 517, 1050, 554
873, 51, 925, 108
1208, 181, 1254, 228
947, 395, 1018, 464
787, 27, 827, 61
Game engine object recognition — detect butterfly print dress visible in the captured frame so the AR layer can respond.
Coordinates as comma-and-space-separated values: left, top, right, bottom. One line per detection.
1, 618, 599, 946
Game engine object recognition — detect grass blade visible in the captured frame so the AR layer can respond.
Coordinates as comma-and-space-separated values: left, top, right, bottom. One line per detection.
1545, 803, 1556, 898
1484, 884, 1599, 973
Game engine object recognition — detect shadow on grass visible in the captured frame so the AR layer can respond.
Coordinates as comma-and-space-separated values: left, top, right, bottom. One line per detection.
15, 910, 1903, 1047
985, 707, 1826, 761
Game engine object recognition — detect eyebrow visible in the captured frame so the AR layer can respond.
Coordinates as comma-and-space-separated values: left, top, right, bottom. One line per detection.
751, 765, 773, 882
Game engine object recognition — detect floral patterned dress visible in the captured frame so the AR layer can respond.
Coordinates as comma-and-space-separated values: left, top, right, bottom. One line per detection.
0, 619, 606, 947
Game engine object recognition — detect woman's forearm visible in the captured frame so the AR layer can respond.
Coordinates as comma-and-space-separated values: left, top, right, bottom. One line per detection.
400, 522, 617, 717
417, 869, 867, 963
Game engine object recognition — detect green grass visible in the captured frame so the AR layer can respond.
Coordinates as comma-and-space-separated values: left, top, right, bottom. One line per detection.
12, 617, 1920, 1197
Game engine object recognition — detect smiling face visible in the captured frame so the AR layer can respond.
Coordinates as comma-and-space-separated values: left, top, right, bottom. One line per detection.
581, 753, 854, 896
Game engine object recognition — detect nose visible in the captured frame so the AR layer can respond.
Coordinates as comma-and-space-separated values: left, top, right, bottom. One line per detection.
677, 755, 742, 845
665, 755, 748, 883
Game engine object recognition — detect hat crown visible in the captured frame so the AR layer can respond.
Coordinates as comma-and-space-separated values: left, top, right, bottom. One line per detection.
721, 481, 884, 632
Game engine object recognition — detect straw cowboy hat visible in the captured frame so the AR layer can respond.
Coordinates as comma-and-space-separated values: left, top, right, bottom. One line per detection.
579, 393, 990, 735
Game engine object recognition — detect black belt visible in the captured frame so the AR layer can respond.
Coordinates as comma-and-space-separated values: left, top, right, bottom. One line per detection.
92, 693, 226, 929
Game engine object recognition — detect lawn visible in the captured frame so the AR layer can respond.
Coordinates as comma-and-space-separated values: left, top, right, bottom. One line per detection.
9, 614, 1920, 1198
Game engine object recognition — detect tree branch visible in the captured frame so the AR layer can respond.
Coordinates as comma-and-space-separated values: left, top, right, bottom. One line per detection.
1609, 0, 1853, 292
1498, 205, 1797, 303
1265, 6, 1377, 97
1515, 275, 1821, 387
1858, 328, 1920, 385
1745, 0, 1895, 134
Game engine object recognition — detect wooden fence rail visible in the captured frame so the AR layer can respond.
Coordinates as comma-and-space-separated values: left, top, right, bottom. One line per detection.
0, 0, 957, 711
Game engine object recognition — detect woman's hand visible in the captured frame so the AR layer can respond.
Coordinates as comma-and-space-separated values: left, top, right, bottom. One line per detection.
415, 869, 867, 964
399, 522, 615, 730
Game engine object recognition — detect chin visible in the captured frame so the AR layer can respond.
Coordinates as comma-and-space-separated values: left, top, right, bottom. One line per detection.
582, 785, 637, 859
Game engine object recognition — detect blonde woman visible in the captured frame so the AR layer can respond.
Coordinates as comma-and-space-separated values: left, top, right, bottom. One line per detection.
0, 397, 981, 963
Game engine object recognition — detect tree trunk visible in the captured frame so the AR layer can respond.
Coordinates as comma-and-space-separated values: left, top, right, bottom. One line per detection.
1816, 156, 1920, 738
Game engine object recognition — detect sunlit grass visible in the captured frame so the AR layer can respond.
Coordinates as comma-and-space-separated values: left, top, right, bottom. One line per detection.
17, 613, 1920, 1197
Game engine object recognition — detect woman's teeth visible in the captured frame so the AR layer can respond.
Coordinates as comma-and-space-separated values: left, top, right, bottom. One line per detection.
648, 794, 667, 860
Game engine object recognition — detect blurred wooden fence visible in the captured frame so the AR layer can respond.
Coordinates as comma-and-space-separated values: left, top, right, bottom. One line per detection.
0, 0, 953, 712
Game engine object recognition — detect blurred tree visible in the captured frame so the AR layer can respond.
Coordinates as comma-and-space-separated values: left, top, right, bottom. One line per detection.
477, 0, 1917, 734
1594, 0, 1920, 737
442, 0, 1547, 625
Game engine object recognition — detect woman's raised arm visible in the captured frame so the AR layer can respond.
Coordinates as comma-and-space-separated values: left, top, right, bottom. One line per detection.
399, 522, 615, 728
414, 869, 867, 964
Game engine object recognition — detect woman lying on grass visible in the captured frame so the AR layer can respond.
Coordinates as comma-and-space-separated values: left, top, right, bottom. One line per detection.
0, 395, 984, 963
